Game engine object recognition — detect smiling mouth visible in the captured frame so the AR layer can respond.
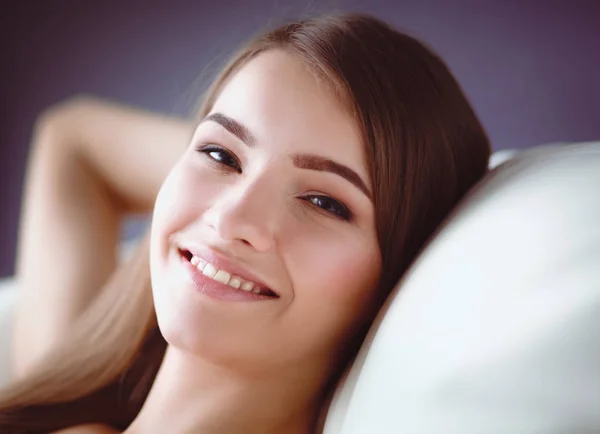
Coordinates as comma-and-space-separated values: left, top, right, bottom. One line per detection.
178, 248, 278, 298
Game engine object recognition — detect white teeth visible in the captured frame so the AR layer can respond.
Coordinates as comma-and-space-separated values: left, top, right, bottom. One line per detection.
188, 254, 267, 295
202, 263, 217, 278
228, 277, 241, 289
213, 270, 231, 284
240, 281, 254, 292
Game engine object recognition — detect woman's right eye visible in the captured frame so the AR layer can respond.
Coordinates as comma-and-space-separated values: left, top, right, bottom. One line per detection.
197, 145, 242, 173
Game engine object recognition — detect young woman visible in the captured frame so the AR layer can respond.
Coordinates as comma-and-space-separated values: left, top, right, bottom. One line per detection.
1, 13, 490, 434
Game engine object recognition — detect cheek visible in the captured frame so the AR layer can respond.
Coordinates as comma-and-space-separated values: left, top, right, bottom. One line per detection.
152, 162, 211, 247
150, 161, 216, 286
150, 166, 192, 294
283, 224, 381, 347
150, 163, 219, 348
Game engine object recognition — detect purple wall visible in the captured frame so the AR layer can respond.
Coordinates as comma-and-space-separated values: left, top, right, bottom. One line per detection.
1, 0, 599, 277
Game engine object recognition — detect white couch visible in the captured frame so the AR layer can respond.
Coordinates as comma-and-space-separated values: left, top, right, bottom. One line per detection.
0, 279, 15, 387
1, 143, 599, 433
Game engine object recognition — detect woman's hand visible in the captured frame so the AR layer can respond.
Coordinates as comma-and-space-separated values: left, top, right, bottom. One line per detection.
13, 95, 194, 378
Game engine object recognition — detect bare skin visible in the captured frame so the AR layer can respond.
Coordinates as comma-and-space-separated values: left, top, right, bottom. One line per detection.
14, 96, 193, 433
50, 424, 120, 434
129, 50, 379, 434
17, 53, 379, 433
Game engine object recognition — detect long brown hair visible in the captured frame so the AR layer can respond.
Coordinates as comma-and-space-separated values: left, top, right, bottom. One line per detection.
0, 13, 490, 433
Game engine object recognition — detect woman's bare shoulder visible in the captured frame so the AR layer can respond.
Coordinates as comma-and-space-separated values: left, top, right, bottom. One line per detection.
51, 424, 120, 434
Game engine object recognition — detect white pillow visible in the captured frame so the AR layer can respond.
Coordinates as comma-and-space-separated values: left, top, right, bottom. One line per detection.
0, 278, 17, 387
325, 142, 600, 433
488, 148, 519, 168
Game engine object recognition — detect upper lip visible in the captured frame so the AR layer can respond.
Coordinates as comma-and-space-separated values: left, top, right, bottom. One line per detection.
176, 242, 279, 297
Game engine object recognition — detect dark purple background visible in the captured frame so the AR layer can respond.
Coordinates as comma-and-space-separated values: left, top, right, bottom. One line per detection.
1, 0, 599, 277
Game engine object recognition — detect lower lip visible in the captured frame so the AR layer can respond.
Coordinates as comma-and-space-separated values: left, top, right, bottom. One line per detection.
178, 252, 275, 302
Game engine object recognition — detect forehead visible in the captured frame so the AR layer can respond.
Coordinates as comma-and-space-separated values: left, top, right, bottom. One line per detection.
210, 50, 367, 175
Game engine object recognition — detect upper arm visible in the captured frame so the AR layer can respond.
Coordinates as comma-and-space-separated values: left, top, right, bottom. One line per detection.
45, 95, 195, 212
12, 96, 194, 378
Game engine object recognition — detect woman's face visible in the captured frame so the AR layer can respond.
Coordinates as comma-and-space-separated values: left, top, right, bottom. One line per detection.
150, 50, 381, 375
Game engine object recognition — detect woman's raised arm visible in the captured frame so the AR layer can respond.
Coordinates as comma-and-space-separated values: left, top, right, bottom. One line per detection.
13, 96, 194, 378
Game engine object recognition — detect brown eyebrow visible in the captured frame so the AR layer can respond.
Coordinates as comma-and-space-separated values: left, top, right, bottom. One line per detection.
203, 112, 256, 147
202, 113, 371, 200
293, 154, 372, 201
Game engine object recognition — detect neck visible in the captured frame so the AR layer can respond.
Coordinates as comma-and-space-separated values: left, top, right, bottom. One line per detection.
125, 345, 327, 434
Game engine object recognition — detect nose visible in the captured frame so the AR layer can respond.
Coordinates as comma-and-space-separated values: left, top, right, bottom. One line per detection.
201, 176, 277, 252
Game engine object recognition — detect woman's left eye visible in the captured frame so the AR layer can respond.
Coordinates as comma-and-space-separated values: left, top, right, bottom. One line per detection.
197, 145, 242, 173
303, 195, 353, 222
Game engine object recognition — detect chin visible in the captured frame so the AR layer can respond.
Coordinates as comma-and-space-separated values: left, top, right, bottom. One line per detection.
150, 267, 255, 368
151, 267, 210, 350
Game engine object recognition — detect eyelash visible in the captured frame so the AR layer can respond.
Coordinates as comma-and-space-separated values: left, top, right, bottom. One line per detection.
300, 195, 353, 222
196, 144, 353, 222
198, 144, 242, 173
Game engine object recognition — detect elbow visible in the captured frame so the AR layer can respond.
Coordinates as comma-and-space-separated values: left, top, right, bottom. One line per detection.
32, 94, 96, 150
